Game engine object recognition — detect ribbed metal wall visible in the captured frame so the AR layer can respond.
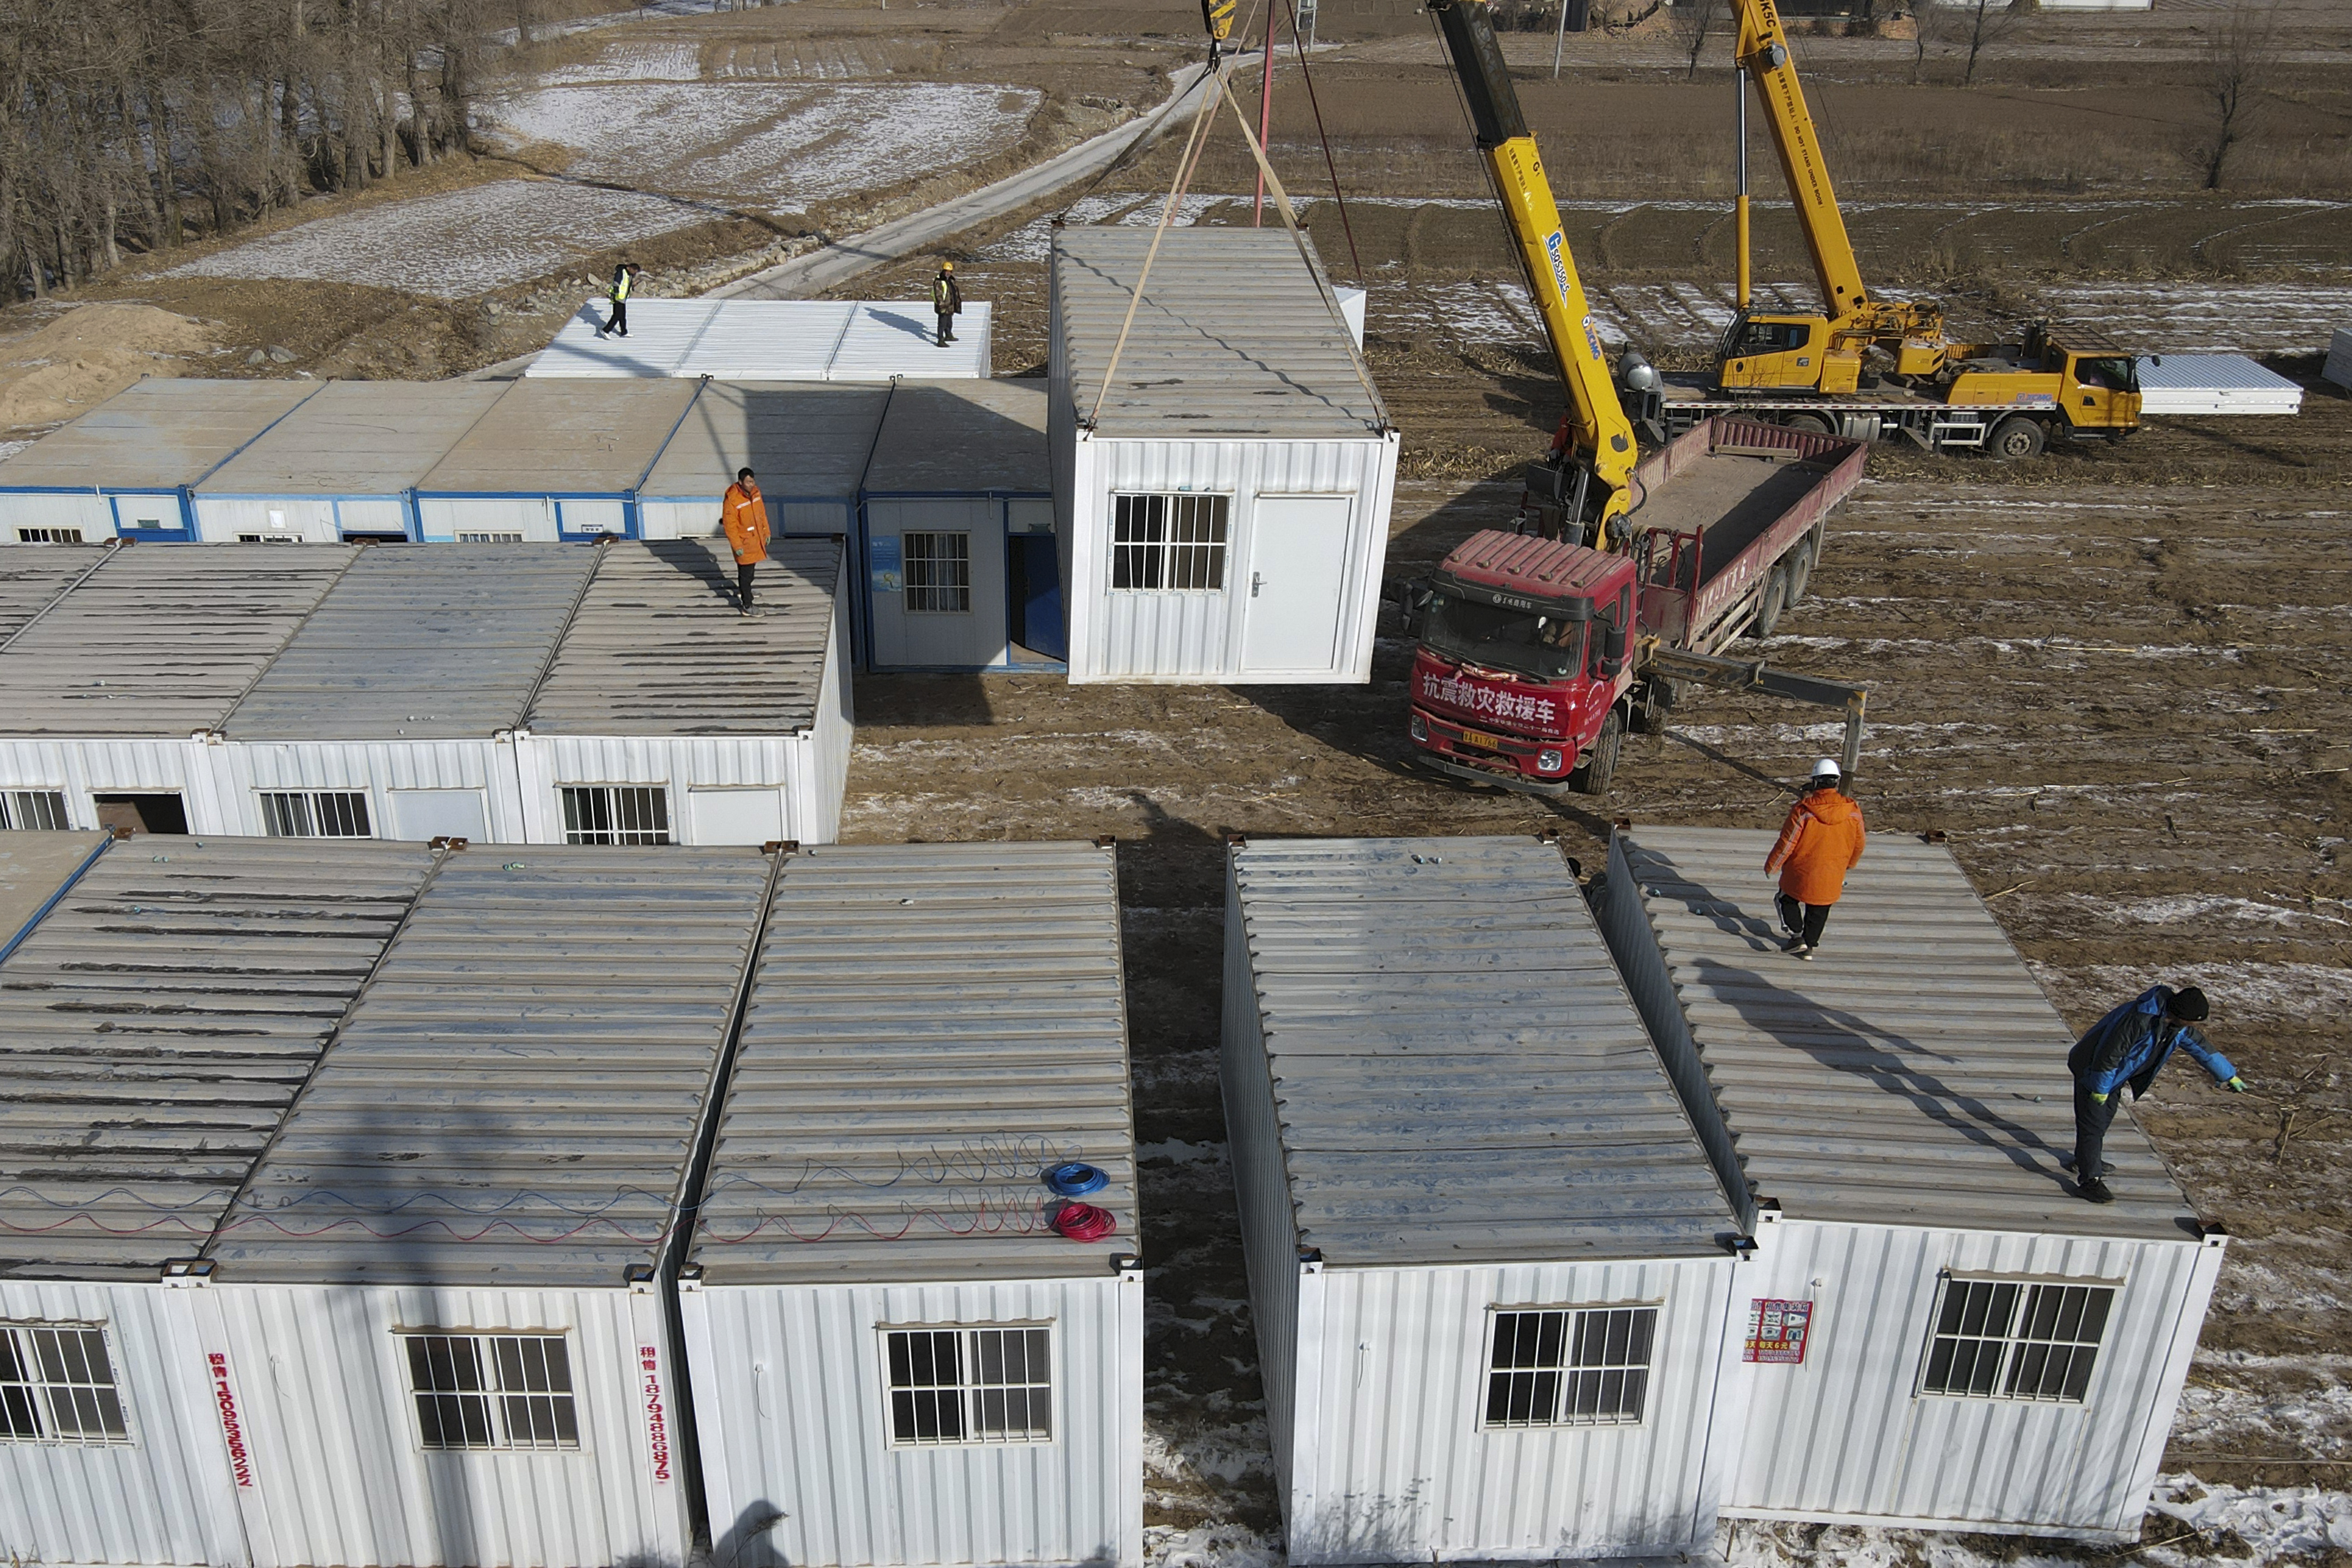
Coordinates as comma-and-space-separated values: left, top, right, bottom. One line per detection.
639, 499, 851, 540
189, 499, 341, 544
1063, 435, 1398, 685
0, 737, 212, 831
414, 499, 559, 543
682, 1276, 1143, 1568
0, 493, 118, 539
516, 735, 831, 846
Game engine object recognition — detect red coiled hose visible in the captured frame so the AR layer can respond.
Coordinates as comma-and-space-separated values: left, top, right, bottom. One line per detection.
1052, 1202, 1117, 1242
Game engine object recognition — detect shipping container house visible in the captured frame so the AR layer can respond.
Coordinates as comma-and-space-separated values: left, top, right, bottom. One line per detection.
0, 380, 323, 543
527, 300, 992, 381
682, 840, 1144, 1568
860, 380, 1060, 671
635, 382, 890, 543
1048, 227, 1398, 684
189, 381, 508, 543
412, 379, 707, 542
1221, 835, 1749, 1564
1597, 825, 2227, 1540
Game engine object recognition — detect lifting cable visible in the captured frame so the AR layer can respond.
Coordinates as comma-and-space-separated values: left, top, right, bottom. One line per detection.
1281, 0, 1364, 284
1055, 0, 1265, 223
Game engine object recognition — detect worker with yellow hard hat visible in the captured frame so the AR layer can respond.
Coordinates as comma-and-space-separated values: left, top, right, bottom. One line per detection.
933, 260, 962, 348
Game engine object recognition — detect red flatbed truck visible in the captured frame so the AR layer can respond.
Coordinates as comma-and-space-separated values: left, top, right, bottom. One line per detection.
1403, 416, 1872, 797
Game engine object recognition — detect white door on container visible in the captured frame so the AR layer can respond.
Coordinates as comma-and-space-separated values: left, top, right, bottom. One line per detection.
866, 498, 1007, 669
1240, 495, 1354, 673
690, 788, 783, 846
387, 788, 488, 841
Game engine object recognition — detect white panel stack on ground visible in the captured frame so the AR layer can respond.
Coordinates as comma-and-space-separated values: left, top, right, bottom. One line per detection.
682, 840, 1143, 1568
1049, 227, 1398, 686
1221, 835, 1746, 1564
2325, 327, 2352, 391
2132, 355, 2305, 416
1597, 826, 2228, 1539
0, 538, 853, 846
526, 299, 992, 380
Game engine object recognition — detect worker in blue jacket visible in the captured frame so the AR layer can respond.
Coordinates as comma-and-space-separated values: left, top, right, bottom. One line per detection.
2066, 983, 2245, 1205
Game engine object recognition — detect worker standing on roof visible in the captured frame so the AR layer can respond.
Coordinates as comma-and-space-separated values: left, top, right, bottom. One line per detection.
933, 261, 962, 348
722, 466, 769, 617
1764, 758, 1865, 960
597, 261, 641, 340
2066, 984, 2245, 1205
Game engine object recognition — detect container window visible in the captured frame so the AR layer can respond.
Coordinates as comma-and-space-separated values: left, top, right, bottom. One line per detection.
258, 790, 373, 838
1484, 1306, 1655, 1428
904, 532, 973, 614
1920, 1278, 2114, 1403
0, 790, 71, 831
457, 532, 526, 543
1111, 494, 1228, 592
403, 1333, 578, 1451
884, 1325, 1053, 1446
560, 785, 671, 846
16, 528, 83, 545
0, 1325, 131, 1445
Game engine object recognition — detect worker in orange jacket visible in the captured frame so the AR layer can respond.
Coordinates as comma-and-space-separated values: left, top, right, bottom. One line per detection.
1764, 758, 1866, 959
722, 467, 769, 617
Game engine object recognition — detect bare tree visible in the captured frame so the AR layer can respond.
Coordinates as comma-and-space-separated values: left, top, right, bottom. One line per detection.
2198, 0, 2281, 189
1673, 0, 1720, 80
1907, 0, 1951, 83
1956, 0, 2024, 85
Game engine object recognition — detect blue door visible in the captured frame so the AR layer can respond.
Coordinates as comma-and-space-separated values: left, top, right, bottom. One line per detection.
1010, 534, 1065, 661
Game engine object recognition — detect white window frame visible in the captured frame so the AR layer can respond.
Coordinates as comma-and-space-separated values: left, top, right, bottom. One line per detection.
1110, 493, 1230, 593
879, 1322, 1055, 1448
1481, 1303, 1660, 1430
0, 1321, 134, 1447
16, 527, 83, 545
903, 531, 973, 615
0, 789, 71, 831
257, 789, 373, 838
559, 784, 671, 846
457, 531, 525, 543
398, 1330, 581, 1453
1917, 1275, 2120, 1405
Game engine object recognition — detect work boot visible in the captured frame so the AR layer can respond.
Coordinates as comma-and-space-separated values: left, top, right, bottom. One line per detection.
1782, 937, 1811, 957
2078, 1178, 2115, 1204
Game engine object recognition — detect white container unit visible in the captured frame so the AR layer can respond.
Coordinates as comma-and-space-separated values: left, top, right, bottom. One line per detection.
191, 381, 508, 543
527, 300, 992, 381
1597, 826, 2228, 1539
1222, 836, 1748, 1564
682, 841, 1143, 1568
1049, 228, 1398, 684
0, 838, 436, 1568
0, 380, 324, 544
413, 379, 707, 542
635, 382, 891, 542
2132, 354, 2303, 416
861, 380, 1059, 671
2325, 328, 2352, 391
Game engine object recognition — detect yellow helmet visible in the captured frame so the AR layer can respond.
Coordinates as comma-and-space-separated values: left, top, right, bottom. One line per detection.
940, 260, 954, 272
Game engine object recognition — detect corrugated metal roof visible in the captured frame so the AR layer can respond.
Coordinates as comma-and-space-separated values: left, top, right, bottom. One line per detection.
1611, 826, 2201, 1243
0, 838, 433, 1279
0, 544, 359, 736
863, 380, 1049, 495
193, 380, 508, 497
1230, 836, 1738, 1267
526, 539, 838, 737
0, 379, 322, 492
690, 841, 1136, 1285
1437, 529, 1621, 600
637, 382, 889, 502
207, 848, 772, 1285
1053, 227, 1387, 439
222, 545, 599, 740
2133, 354, 2303, 415
415, 379, 704, 494
524, 301, 990, 381
0, 545, 107, 643
0, 832, 105, 952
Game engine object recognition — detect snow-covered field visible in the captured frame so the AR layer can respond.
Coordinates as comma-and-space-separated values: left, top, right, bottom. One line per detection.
163, 179, 708, 298
477, 80, 1040, 214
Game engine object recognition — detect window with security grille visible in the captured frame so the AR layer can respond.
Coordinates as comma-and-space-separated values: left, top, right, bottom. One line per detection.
0, 1324, 131, 1445
258, 790, 372, 838
457, 532, 525, 543
1920, 1278, 2115, 1403
560, 785, 671, 846
0, 790, 71, 831
1110, 494, 1229, 591
1484, 1305, 1657, 1428
16, 527, 83, 544
403, 1333, 579, 1451
904, 532, 972, 613
884, 1325, 1053, 1446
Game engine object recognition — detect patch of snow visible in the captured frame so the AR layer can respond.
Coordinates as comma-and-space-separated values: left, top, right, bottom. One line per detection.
0, 439, 31, 462
1145, 1523, 1283, 1568
2046, 283, 2352, 353
981, 195, 1150, 261
2145, 1475, 2352, 1564
538, 40, 705, 84
1136, 1139, 1226, 1166
163, 181, 706, 298
2057, 962, 2352, 1027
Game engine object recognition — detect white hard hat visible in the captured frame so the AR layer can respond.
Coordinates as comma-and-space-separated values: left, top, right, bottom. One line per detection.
1811, 758, 1842, 780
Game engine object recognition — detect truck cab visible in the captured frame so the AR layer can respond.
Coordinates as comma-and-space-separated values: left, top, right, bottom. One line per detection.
1945, 324, 2142, 438
1717, 314, 1858, 395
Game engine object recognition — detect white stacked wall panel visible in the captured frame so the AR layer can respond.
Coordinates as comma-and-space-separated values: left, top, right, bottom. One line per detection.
680, 1274, 1143, 1568
202, 739, 528, 844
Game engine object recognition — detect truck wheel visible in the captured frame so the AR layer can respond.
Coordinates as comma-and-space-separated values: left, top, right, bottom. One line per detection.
1786, 535, 1818, 606
1784, 413, 1834, 437
1572, 710, 1624, 796
1753, 563, 1790, 639
1631, 681, 1669, 735
1988, 416, 2047, 460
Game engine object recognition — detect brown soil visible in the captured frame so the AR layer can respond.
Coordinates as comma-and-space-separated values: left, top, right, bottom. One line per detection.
0, 304, 225, 428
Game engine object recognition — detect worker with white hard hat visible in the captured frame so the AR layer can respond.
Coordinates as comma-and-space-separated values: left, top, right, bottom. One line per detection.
1762, 758, 1866, 960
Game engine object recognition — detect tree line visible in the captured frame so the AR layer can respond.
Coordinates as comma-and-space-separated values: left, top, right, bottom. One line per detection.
0, 0, 503, 301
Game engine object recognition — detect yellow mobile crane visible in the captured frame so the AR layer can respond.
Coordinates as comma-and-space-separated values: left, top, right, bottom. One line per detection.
1429, 0, 1639, 546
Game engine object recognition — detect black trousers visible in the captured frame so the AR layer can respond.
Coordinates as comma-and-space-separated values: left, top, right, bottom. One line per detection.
2073, 1080, 2120, 1181
606, 298, 628, 336
936, 310, 954, 345
737, 562, 755, 608
1775, 891, 1832, 947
